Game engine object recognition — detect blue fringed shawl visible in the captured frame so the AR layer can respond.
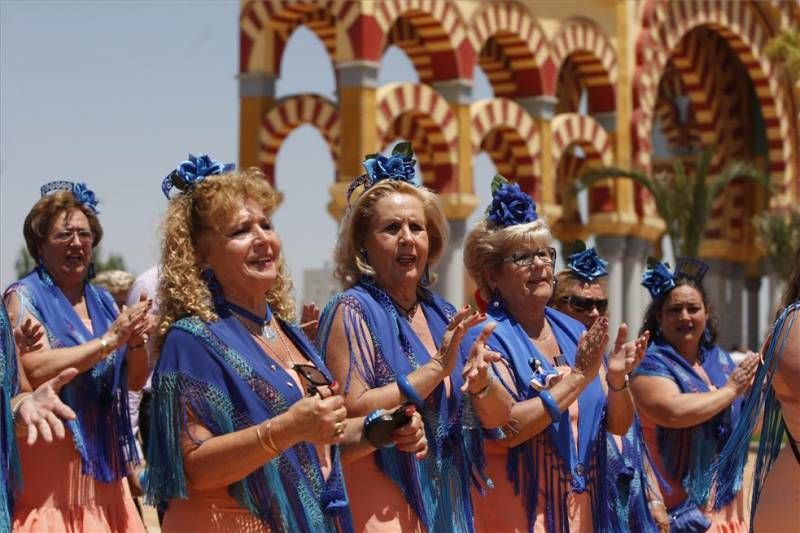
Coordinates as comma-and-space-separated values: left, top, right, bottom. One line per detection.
4, 267, 137, 482
144, 310, 352, 532
0, 303, 21, 531
317, 282, 490, 533
632, 338, 741, 509
711, 301, 799, 521
468, 306, 607, 533
605, 418, 660, 533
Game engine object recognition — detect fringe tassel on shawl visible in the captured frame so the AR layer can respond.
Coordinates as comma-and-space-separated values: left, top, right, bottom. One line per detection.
711, 303, 798, 516
0, 386, 21, 532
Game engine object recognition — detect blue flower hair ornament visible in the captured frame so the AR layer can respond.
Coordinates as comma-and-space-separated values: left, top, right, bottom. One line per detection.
641, 256, 710, 300
346, 141, 417, 204
567, 241, 608, 282
40, 180, 100, 214
161, 153, 235, 199
485, 174, 538, 228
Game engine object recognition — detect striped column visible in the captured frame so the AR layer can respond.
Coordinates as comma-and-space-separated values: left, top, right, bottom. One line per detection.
239, 72, 277, 170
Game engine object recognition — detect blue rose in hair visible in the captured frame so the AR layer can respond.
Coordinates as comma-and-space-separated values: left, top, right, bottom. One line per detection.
568, 248, 608, 282
363, 154, 416, 185
70, 182, 99, 214
641, 261, 676, 299
162, 153, 235, 199
487, 182, 538, 228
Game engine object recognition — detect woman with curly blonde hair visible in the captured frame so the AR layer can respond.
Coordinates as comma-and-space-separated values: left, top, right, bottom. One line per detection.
145, 154, 427, 533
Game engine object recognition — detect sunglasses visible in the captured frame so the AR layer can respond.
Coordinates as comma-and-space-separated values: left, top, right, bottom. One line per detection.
293, 364, 332, 397
559, 295, 608, 314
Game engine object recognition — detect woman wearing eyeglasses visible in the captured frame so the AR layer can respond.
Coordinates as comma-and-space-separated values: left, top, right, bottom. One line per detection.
551, 245, 666, 532
461, 176, 648, 532
145, 156, 426, 532
3, 181, 151, 532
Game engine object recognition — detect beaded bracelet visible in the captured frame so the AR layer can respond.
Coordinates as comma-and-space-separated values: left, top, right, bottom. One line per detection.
539, 390, 563, 424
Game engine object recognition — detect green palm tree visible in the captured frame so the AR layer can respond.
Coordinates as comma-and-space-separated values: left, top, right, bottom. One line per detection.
753, 208, 800, 281
765, 28, 800, 83
579, 149, 770, 257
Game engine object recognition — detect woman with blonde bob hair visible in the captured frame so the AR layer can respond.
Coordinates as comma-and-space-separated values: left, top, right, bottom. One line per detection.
461, 175, 648, 532
318, 143, 511, 532
145, 154, 426, 533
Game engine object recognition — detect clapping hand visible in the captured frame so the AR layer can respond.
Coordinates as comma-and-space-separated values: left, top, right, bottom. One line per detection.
725, 353, 760, 396
433, 306, 485, 376
14, 318, 45, 355
16, 367, 78, 445
606, 324, 649, 388
573, 317, 609, 379
460, 322, 500, 395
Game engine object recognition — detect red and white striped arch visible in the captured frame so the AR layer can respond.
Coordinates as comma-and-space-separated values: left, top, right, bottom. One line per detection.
551, 114, 615, 214
466, 2, 554, 97
469, 98, 541, 198
552, 18, 617, 113
373, 0, 468, 82
257, 94, 340, 183
375, 83, 459, 192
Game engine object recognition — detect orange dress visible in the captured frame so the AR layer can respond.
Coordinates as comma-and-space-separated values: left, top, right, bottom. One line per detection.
639, 412, 747, 533
12, 432, 144, 532
472, 366, 594, 533
752, 371, 800, 533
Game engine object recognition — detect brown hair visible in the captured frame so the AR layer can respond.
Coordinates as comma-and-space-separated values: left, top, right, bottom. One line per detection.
23, 191, 103, 260
157, 168, 296, 345
551, 271, 608, 309
333, 180, 449, 289
639, 276, 719, 349
463, 218, 553, 301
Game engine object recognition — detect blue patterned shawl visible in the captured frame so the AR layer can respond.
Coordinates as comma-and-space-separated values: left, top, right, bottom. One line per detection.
464, 306, 607, 533
4, 266, 137, 482
711, 301, 799, 521
0, 303, 21, 531
144, 307, 351, 532
632, 337, 741, 510
317, 281, 490, 533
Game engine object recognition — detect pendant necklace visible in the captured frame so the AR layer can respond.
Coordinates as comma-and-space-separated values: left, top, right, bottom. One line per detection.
226, 300, 277, 341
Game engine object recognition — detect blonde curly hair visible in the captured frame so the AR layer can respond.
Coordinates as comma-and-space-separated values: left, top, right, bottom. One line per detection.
463, 218, 553, 301
157, 168, 295, 346
333, 180, 449, 289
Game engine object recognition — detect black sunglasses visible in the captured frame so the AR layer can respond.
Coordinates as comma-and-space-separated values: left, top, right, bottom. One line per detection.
560, 295, 608, 314
293, 364, 332, 397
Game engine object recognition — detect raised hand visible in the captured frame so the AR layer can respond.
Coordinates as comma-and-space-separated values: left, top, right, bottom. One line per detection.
124, 290, 155, 349
573, 316, 609, 379
299, 303, 320, 342
16, 367, 78, 445
103, 298, 152, 353
14, 318, 45, 354
606, 324, 649, 387
460, 322, 500, 395
433, 305, 485, 376
724, 353, 760, 396
390, 405, 428, 460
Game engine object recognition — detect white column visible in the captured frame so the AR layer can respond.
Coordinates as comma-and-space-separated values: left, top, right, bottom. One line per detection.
744, 276, 761, 350
595, 236, 627, 335
437, 219, 467, 306
623, 237, 652, 332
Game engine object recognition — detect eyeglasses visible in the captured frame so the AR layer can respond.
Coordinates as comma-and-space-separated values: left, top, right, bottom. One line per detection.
50, 228, 94, 244
293, 364, 332, 397
559, 295, 608, 314
503, 247, 557, 267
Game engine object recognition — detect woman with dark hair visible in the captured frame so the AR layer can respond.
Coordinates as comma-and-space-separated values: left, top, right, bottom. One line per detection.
631, 258, 759, 532
712, 247, 800, 532
551, 244, 666, 532
319, 144, 510, 532
145, 154, 426, 532
4, 181, 151, 531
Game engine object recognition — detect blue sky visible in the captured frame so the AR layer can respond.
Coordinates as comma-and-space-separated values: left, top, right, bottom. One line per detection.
0, 0, 501, 302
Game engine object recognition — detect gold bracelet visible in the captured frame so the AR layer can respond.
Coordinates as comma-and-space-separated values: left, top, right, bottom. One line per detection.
11, 393, 32, 428
98, 336, 111, 356
256, 422, 280, 455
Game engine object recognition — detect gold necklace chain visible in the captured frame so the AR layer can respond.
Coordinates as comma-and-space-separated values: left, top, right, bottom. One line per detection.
234, 314, 296, 366
530, 321, 552, 342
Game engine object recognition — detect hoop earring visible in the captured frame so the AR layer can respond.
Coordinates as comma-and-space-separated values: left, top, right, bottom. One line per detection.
359, 248, 369, 267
